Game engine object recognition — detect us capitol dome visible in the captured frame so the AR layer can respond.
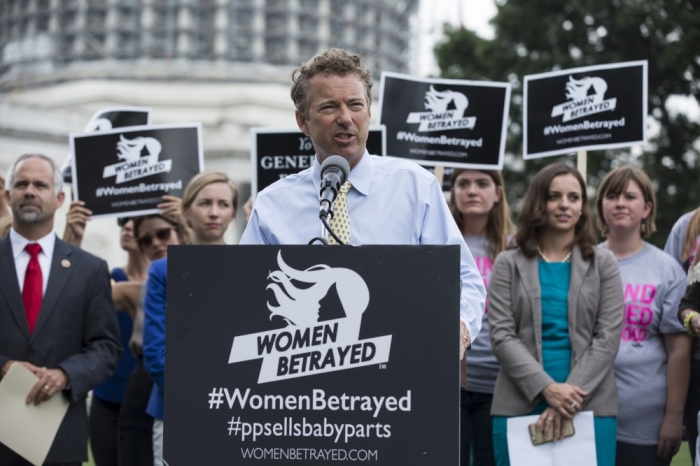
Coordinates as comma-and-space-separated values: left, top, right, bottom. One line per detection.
0, 0, 417, 262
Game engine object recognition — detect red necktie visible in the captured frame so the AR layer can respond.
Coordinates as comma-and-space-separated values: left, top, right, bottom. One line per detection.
23, 243, 43, 334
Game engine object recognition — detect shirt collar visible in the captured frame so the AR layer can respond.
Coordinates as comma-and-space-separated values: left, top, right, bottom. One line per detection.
10, 228, 56, 261
312, 150, 373, 197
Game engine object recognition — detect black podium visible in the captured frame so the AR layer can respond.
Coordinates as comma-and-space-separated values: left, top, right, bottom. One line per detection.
163, 245, 461, 465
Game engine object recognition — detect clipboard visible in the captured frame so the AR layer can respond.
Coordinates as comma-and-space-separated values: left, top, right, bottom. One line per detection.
0, 363, 70, 466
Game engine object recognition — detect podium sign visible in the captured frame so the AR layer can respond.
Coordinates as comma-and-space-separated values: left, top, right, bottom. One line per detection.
164, 245, 460, 465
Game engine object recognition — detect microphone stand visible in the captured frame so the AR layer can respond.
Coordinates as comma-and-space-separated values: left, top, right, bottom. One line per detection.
308, 211, 345, 245
308, 155, 350, 246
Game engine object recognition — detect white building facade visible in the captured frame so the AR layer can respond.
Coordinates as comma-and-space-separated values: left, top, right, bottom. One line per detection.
0, 0, 418, 266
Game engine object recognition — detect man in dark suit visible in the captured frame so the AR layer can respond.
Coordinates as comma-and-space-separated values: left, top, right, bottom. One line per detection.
0, 153, 121, 466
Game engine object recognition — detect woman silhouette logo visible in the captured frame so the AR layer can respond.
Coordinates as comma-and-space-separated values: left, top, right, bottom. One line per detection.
266, 251, 370, 330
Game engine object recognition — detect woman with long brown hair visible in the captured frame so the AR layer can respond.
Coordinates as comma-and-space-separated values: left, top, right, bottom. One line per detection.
449, 169, 513, 466
489, 163, 623, 466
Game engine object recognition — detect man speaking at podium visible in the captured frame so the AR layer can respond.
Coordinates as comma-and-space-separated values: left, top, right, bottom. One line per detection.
240, 48, 486, 347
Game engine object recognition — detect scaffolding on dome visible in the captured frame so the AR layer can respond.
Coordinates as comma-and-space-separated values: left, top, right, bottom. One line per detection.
0, 0, 418, 88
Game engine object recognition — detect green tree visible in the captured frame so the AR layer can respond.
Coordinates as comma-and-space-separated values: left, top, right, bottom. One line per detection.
434, 0, 700, 246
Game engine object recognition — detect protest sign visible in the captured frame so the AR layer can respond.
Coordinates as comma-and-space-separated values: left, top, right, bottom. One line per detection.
84, 107, 152, 131
421, 165, 454, 192
61, 107, 152, 183
70, 123, 203, 218
523, 61, 648, 159
251, 126, 386, 196
164, 245, 461, 465
378, 72, 510, 169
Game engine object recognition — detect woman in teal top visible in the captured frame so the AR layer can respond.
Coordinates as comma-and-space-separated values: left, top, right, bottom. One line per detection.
488, 163, 624, 466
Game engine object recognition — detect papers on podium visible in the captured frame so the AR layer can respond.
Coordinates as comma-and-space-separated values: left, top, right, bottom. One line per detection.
0, 363, 70, 466
507, 411, 597, 466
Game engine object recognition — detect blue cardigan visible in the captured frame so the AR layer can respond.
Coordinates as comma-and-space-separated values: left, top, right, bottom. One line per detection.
143, 258, 167, 420
92, 268, 136, 403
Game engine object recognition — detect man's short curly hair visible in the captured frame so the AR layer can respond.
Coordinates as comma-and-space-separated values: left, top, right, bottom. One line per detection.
291, 48, 373, 119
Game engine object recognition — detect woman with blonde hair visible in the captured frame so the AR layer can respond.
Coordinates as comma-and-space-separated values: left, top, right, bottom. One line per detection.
449, 168, 513, 466
489, 163, 623, 466
143, 171, 238, 465
665, 208, 700, 271
597, 166, 690, 466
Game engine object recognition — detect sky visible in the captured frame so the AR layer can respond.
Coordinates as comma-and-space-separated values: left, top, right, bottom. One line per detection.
415, 0, 497, 77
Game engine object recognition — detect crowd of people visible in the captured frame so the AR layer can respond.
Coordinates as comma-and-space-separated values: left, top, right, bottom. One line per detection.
0, 162, 242, 466
0, 47, 699, 466
455, 163, 700, 466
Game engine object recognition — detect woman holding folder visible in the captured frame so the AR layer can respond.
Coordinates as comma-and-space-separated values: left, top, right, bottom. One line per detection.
488, 163, 623, 466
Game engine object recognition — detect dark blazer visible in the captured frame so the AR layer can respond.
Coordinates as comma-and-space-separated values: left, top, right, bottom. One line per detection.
488, 245, 624, 417
0, 235, 121, 464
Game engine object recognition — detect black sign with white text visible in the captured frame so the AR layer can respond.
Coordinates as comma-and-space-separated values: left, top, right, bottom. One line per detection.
421, 166, 454, 192
251, 126, 386, 195
61, 107, 153, 183
165, 245, 460, 465
523, 61, 648, 159
70, 123, 203, 218
378, 73, 510, 169
84, 106, 151, 131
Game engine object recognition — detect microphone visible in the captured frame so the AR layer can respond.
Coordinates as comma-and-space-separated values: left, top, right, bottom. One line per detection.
319, 155, 350, 220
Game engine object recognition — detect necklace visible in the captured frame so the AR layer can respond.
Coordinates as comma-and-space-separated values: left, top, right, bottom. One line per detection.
537, 246, 572, 263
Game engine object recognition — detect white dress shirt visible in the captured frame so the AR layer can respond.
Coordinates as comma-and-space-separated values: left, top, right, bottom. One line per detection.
241, 152, 487, 341
10, 228, 56, 295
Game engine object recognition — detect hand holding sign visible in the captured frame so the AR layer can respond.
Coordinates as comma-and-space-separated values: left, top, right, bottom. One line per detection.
157, 195, 191, 243
62, 200, 92, 247
158, 195, 183, 224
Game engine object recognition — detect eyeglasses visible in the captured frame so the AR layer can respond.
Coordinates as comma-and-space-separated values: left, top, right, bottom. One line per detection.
137, 227, 175, 248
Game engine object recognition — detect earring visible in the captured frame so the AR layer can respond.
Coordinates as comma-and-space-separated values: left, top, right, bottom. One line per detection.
641, 223, 646, 234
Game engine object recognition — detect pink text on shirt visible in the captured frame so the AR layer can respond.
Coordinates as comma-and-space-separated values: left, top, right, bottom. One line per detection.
621, 283, 657, 342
